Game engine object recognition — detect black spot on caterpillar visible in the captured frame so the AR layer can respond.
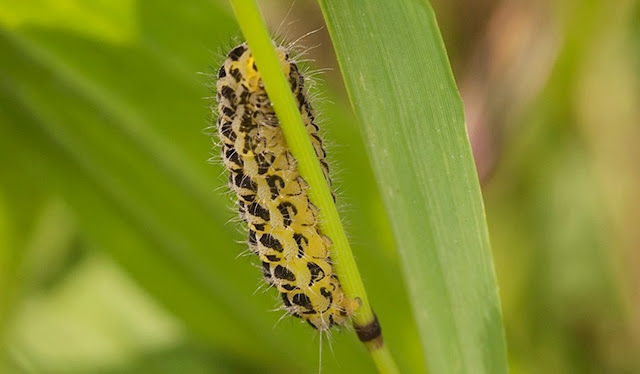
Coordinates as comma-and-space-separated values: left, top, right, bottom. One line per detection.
214, 42, 359, 330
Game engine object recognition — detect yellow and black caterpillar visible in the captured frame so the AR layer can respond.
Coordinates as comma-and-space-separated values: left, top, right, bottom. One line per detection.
214, 43, 358, 330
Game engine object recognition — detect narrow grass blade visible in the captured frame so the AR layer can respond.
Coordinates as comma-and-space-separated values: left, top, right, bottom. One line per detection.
318, 1, 509, 373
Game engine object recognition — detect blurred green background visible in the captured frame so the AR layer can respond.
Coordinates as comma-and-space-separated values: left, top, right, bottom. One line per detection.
1, 0, 639, 373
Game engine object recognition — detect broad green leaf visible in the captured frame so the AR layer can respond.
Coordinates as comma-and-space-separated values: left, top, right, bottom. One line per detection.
318, 1, 509, 373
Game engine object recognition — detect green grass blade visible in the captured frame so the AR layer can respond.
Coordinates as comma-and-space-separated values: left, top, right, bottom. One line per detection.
318, 1, 509, 373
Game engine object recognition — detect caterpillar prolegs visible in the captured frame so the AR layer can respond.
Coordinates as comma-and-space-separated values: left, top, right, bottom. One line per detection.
214, 42, 359, 330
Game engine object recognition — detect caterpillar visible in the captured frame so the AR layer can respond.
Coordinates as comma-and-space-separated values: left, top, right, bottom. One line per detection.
214, 42, 359, 330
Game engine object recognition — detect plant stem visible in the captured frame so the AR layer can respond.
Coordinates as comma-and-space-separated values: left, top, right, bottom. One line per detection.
227, 0, 399, 373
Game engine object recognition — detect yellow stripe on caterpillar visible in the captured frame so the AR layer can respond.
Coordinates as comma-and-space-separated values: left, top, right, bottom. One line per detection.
214, 42, 359, 330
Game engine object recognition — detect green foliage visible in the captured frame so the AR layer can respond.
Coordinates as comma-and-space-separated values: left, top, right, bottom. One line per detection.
1, 0, 639, 373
